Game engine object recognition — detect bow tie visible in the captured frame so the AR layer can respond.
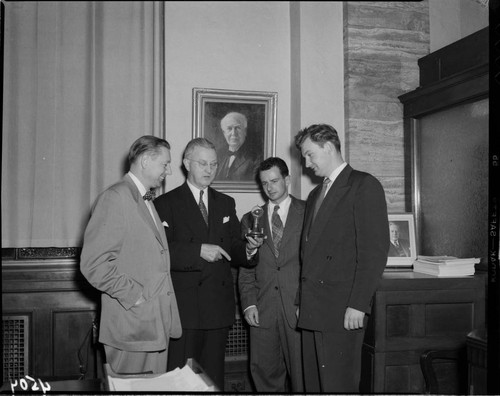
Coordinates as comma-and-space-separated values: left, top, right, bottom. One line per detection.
143, 189, 156, 201
227, 150, 238, 157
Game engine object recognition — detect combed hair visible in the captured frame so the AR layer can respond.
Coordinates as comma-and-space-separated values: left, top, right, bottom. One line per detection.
294, 124, 341, 153
258, 157, 289, 178
183, 138, 216, 159
128, 135, 171, 165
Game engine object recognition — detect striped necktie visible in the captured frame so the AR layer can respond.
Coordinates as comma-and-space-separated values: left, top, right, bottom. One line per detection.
199, 190, 208, 225
271, 205, 283, 257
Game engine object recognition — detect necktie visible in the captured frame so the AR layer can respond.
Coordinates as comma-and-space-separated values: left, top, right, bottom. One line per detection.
199, 190, 209, 225
313, 178, 330, 220
143, 189, 156, 201
271, 205, 283, 257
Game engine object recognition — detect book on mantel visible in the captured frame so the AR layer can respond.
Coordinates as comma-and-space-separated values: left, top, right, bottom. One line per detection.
413, 256, 480, 277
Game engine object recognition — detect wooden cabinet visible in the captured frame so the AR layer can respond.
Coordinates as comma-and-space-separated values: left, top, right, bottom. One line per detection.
361, 271, 486, 394
2, 259, 103, 383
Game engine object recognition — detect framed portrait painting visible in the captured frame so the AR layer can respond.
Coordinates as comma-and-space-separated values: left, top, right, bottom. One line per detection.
193, 88, 277, 192
387, 213, 417, 267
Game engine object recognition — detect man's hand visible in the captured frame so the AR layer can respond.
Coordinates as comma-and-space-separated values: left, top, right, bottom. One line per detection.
245, 234, 264, 255
344, 307, 365, 330
200, 244, 231, 262
244, 306, 260, 327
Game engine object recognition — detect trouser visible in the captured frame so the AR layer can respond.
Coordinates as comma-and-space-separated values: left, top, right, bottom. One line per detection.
302, 327, 365, 393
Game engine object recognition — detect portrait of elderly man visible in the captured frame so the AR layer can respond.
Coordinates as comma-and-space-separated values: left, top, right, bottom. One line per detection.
215, 111, 262, 182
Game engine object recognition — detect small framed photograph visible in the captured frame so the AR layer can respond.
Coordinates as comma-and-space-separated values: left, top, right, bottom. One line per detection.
193, 88, 277, 192
387, 213, 417, 267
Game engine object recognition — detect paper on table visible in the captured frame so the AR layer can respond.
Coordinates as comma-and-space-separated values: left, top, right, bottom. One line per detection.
107, 364, 215, 392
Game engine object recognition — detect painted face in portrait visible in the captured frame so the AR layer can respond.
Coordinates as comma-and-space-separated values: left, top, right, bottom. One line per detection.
220, 112, 248, 152
259, 166, 290, 205
184, 146, 218, 189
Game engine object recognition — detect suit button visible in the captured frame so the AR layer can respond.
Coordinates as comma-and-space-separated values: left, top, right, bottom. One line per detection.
302, 277, 306, 281
167, 291, 172, 296
198, 282, 202, 286
275, 286, 279, 290
277, 267, 281, 271
319, 280, 324, 284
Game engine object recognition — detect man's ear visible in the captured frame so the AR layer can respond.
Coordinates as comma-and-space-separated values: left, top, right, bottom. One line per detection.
140, 154, 149, 169
182, 158, 191, 172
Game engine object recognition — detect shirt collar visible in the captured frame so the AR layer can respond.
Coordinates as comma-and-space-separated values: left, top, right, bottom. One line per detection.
269, 195, 291, 215
186, 179, 208, 200
128, 171, 148, 196
327, 162, 348, 185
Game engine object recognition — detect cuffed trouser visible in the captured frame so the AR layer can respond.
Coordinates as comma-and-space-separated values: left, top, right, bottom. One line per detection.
302, 327, 365, 393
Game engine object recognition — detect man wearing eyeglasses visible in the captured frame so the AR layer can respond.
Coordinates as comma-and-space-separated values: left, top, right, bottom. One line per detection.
154, 137, 263, 390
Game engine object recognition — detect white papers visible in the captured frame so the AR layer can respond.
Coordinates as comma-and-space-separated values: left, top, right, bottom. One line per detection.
413, 255, 480, 277
107, 364, 216, 392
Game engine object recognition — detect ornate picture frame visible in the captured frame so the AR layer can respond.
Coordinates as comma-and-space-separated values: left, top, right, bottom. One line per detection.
192, 88, 277, 192
386, 213, 417, 267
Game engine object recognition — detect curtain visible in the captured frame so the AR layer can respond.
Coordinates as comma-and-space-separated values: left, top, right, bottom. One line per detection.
2, 1, 164, 247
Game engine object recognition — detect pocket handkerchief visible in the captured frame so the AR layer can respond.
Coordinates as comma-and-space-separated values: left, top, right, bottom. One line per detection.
223, 216, 230, 224
162, 221, 169, 227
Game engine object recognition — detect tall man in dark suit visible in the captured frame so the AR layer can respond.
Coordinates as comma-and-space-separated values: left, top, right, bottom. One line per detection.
294, 124, 390, 393
154, 138, 262, 390
215, 112, 261, 182
238, 157, 305, 392
80, 135, 181, 375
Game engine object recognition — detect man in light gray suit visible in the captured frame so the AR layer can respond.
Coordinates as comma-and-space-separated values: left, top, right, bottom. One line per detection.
80, 135, 181, 375
238, 157, 305, 392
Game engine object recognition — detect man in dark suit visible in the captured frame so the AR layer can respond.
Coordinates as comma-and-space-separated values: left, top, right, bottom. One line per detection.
388, 221, 411, 257
215, 112, 261, 182
80, 136, 181, 375
294, 124, 390, 393
154, 138, 262, 390
238, 157, 305, 392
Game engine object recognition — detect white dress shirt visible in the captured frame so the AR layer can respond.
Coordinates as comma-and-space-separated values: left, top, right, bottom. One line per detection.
187, 180, 209, 215
128, 171, 157, 227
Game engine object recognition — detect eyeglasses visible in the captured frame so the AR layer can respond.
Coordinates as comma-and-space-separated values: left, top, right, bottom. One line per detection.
189, 159, 218, 170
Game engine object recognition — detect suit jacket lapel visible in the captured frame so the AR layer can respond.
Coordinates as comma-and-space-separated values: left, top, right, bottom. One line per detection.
180, 183, 209, 235
280, 196, 302, 250
306, 166, 353, 251
124, 174, 166, 248
262, 204, 275, 255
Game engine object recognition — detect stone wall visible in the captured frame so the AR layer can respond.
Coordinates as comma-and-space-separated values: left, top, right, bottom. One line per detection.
343, 1, 430, 212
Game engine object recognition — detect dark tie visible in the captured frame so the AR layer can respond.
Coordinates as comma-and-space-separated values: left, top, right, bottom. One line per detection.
313, 177, 330, 220
143, 189, 156, 201
271, 205, 283, 257
199, 190, 209, 225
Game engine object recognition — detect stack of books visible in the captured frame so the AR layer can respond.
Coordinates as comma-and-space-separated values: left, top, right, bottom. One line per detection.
413, 255, 480, 277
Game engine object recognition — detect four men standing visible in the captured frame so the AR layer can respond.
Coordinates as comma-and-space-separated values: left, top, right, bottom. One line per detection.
81, 124, 389, 392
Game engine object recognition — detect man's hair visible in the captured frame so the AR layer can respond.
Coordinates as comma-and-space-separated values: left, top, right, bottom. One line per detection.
183, 137, 216, 159
128, 135, 170, 165
220, 112, 248, 129
258, 157, 289, 178
294, 124, 341, 153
